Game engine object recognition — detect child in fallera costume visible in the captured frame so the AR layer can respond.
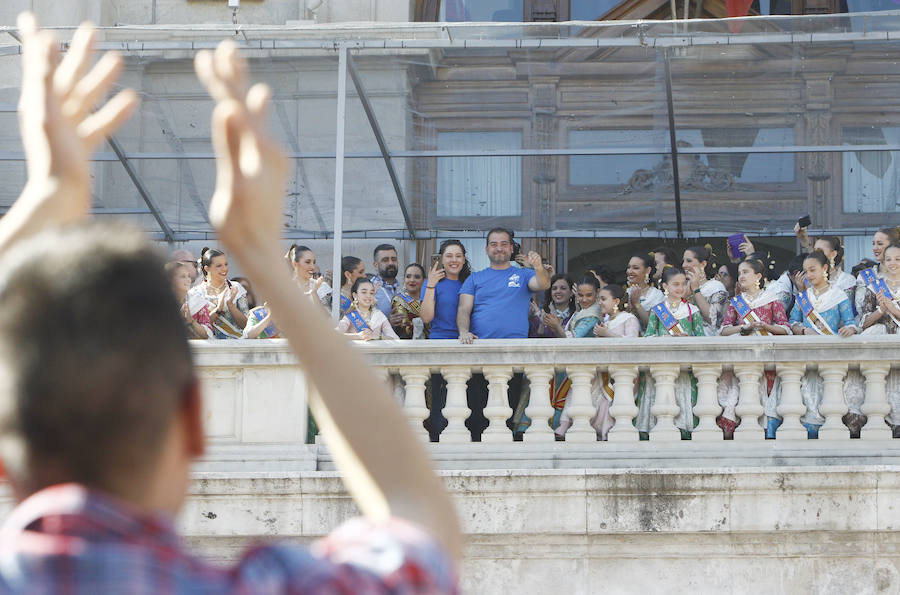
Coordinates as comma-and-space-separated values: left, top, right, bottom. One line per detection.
717, 258, 791, 439
788, 251, 858, 438
636, 267, 705, 440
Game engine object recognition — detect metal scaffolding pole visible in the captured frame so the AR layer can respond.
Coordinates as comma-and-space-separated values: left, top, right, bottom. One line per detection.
330, 45, 349, 323
107, 135, 176, 244
662, 48, 684, 240
346, 53, 416, 240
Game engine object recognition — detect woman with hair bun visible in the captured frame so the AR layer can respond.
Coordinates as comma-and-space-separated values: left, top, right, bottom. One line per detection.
683, 244, 729, 336
637, 267, 705, 440
717, 258, 790, 438
165, 261, 212, 339
788, 251, 858, 438
624, 253, 664, 332
390, 263, 428, 339
530, 273, 575, 338
186, 247, 249, 339
813, 236, 855, 306
854, 227, 900, 315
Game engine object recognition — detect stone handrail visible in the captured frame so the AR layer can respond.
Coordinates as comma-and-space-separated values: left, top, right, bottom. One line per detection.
192, 336, 899, 462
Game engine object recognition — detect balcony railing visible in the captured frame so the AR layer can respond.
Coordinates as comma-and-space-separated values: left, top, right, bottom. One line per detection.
192, 336, 900, 471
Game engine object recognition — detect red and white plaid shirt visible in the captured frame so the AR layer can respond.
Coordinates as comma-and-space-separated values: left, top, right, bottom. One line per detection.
0, 484, 457, 594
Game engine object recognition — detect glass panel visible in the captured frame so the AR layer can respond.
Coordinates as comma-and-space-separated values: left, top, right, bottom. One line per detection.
571, 0, 627, 19
439, 0, 524, 22
437, 131, 522, 217
842, 127, 900, 214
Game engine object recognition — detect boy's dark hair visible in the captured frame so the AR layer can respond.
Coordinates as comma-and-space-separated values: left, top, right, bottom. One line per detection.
0, 223, 193, 494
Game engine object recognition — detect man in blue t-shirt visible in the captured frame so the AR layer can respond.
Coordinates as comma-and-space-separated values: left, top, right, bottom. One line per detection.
457, 228, 551, 342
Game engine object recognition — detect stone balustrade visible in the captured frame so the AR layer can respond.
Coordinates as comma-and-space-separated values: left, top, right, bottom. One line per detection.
193, 336, 900, 471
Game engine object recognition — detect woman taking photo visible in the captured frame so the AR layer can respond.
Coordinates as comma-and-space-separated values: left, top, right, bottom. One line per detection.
420, 240, 471, 339
717, 258, 790, 438
624, 253, 664, 332
165, 261, 211, 339
337, 277, 399, 341
187, 247, 249, 339
391, 263, 428, 339
637, 267, 705, 440
530, 273, 575, 338
683, 245, 729, 336
420, 240, 471, 441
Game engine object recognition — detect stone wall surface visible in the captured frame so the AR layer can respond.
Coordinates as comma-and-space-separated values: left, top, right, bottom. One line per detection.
178, 468, 900, 595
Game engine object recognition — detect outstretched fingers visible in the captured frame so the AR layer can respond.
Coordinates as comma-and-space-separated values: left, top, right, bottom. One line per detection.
63, 51, 125, 122
54, 23, 95, 101
78, 88, 139, 149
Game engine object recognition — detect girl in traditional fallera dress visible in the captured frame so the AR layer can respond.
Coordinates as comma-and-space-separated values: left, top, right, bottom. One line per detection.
683, 245, 729, 337
165, 261, 211, 339
636, 268, 706, 440
852, 243, 900, 437
337, 278, 400, 341
717, 259, 791, 439
530, 273, 575, 339
390, 264, 428, 339
187, 247, 249, 339
624, 253, 665, 333
789, 251, 858, 438
854, 227, 900, 317
553, 276, 604, 438
812, 236, 856, 308
589, 285, 640, 439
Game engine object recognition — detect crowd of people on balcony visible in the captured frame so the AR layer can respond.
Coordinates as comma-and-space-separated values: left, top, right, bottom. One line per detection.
165, 223, 900, 441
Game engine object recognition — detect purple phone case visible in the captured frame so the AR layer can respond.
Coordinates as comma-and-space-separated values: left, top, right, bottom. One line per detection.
727, 234, 745, 256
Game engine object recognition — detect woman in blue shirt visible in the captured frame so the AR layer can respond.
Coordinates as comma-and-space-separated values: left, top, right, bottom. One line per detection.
420, 240, 472, 441
420, 240, 471, 338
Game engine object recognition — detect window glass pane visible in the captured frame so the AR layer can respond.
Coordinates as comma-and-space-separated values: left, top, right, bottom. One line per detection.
842, 126, 900, 214
439, 0, 524, 22
568, 127, 794, 187
437, 131, 523, 217
571, 0, 626, 19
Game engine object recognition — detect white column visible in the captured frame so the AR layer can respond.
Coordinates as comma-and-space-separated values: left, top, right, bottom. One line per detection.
440, 366, 472, 443
861, 362, 892, 441
607, 365, 640, 442
523, 366, 556, 442
650, 365, 681, 441
733, 363, 765, 442
565, 365, 599, 443
692, 364, 723, 442
399, 367, 430, 442
481, 366, 513, 443
818, 364, 849, 441
775, 363, 807, 440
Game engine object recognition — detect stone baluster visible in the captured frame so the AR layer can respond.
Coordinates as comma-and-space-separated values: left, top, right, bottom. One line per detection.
691, 364, 723, 441
399, 367, 430, 442
649, 365, 681, 441
607, 365, 640, 442
860, 362, 892, 441
440, 366, 472, 443
775, 363, 808, 440
733, 364, 765, 441
373, 367, 400, 405
523, 366, 556, 442
564, 365, 599, 442
818, 364, 849, 441
482, 366, 514, 443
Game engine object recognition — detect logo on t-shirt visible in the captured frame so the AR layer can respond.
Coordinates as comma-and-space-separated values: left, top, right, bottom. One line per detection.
508, 273, 521, 288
